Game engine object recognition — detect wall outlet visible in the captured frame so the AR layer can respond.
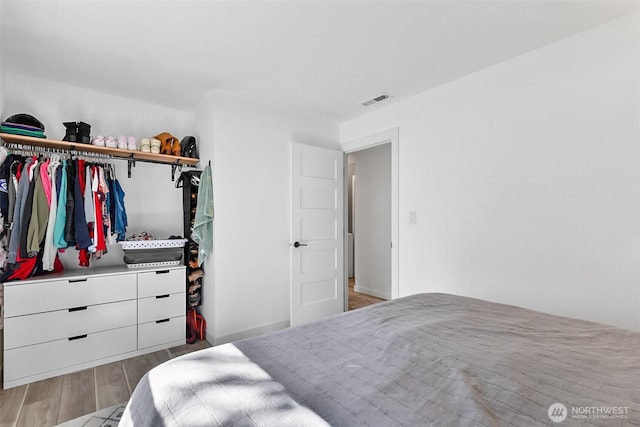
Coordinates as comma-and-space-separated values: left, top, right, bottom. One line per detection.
409, 211, 417, 224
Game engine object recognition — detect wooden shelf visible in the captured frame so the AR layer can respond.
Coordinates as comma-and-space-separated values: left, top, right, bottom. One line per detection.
0, 133, 200, 167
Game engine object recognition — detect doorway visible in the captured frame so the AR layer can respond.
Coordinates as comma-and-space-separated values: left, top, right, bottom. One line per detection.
342, 127, 399, 311
343, 127, 398, 310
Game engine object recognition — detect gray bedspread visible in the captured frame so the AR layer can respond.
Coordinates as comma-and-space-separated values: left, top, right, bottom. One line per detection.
120, 293, 640, 426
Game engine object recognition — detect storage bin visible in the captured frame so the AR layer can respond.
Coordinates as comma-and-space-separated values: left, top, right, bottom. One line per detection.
119, 239, 187, 268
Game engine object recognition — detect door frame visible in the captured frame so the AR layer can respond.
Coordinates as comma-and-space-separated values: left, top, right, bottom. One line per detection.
341, 127, 399, 309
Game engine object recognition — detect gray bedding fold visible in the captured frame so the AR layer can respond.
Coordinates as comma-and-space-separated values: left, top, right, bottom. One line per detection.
121, 293, 640, 426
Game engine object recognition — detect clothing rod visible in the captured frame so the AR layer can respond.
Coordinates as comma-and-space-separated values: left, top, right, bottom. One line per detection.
3, 142, 113, 159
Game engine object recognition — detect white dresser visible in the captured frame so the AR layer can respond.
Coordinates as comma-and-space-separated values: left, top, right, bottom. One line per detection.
2, 265, 185, 389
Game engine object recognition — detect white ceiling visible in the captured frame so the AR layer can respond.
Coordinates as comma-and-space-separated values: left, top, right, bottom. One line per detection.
2, 1, 638, 122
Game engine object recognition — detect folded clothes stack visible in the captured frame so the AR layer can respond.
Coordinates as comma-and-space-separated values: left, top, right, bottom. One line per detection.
1, 113, 46, 138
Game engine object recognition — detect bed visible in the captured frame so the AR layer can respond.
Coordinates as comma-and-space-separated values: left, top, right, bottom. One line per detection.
120, 293, 640, 426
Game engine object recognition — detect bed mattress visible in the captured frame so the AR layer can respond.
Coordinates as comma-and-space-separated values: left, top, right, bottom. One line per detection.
120, 293, 640, 426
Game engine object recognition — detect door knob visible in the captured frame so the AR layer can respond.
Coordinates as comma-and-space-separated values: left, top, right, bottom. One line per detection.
293, 241, 308, 248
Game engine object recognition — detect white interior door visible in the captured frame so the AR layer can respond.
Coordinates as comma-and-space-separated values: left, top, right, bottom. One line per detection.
291, 142, 344, 327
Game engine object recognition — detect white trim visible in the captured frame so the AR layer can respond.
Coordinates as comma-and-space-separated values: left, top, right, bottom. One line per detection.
341, 127, 397, 153
354, 285, 390, 301
213, 320, 290, 346
341, 127, 399, 300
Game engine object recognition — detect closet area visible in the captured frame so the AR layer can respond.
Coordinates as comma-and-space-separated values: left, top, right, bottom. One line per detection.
0, 130, 206, 389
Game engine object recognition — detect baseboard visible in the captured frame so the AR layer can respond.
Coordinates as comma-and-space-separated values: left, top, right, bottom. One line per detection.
354, 285, 390, 300
213, 320, 290, 346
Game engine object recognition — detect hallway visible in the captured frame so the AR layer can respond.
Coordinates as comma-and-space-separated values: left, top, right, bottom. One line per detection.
348, 278, 385, 311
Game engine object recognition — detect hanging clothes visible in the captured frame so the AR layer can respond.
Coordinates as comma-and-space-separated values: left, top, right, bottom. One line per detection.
84, 164, 96, 254
39, 158, 52, 204
98, 166, 111, 245
53, 159, 68, 249
5, 160, 22, 250
84, 165, 95, 228
43, 155, 61, 271
7, 157, 30, 263
0, 155, 63, 282
90, 165, 106, 258
0, 152, 17, 222
193, 163, 213, 265
26, 158, 50, 256
0, 154, 24, 264
72, 160, 90, 267
63, 160, 76, 247
18, 158, 38, 260
111, 177, 128, 241
0, 152, 129, 280
73, 159, 92, 251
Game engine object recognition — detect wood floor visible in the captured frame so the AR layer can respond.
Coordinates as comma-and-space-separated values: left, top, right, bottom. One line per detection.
0, 340, 211, 427
348, 278, 386, 310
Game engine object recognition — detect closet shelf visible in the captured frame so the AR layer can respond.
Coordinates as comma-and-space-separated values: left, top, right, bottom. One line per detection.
0, 133, 200, 166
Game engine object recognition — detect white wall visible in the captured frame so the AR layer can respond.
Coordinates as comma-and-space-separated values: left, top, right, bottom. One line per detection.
197, 92, 339, 343
3, 71, 195, 269
341, 13, 640, 330
349, 143, 391, 299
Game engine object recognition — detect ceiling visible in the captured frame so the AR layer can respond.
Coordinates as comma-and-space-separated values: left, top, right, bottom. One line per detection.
2, 1, 638, 122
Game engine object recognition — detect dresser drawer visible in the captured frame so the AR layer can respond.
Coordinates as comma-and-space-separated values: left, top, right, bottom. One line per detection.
138, 268, 184, 298
4, 325, 137, 383
138, 293, 185, 324
4, 274, 137, 317
138, 316, 185, 349
4, 299, 136, 350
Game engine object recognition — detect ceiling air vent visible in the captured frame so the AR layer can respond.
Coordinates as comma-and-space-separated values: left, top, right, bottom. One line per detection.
361, 93, 391, 107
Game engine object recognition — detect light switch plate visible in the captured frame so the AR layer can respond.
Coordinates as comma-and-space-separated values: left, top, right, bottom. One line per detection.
409, 211, 417, 224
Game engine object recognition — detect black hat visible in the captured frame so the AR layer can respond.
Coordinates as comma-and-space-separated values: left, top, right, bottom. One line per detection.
4, 113, 45, 131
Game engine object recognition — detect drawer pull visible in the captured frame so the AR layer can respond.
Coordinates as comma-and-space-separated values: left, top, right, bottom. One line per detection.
155, 270, 170, 275
155, 294, 170, 299
68, 306, 88, 312
68, 278, 88, 283
68, 334, 88, 341
156, 318, 170, 324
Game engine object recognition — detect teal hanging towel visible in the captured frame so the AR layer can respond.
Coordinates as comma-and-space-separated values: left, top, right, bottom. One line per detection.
193, 163, 213, 265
